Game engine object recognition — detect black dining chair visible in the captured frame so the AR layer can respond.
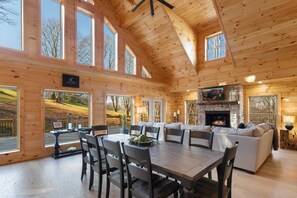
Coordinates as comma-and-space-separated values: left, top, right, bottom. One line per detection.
85, 134, 109, 198
122, 143, 180, 198
144, 126, 160, 141
192, 141, 239, 198
78, 131, 92, 181
92, 125, 109, 136
189, 130, 214, 179
101, 138, 127, 198
129, 125, 143, 136
164, 128, 185, 144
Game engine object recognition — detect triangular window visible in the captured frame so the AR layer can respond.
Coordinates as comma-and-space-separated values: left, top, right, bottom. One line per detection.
142, 66, 152, 78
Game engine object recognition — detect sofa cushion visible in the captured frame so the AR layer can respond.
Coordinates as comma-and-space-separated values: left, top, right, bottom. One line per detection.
212, 126, 237, 135
253, 125, 266, 137
236, 128, 253, 136
246, 121, 255, 128
164, 123, 181, 129
181, 124, 211, 132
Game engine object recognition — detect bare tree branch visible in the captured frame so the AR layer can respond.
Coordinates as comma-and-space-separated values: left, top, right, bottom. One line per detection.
0, 0, 18, 26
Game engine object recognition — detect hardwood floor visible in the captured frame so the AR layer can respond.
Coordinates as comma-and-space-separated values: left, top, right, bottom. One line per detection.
0, 149, 297, 198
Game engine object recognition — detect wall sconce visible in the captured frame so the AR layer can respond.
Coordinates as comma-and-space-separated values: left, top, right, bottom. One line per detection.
283, 115, 295, 130
136, 106, 144, 121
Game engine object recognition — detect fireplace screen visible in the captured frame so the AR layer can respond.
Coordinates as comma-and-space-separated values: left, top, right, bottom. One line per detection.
205, 111, 230, 127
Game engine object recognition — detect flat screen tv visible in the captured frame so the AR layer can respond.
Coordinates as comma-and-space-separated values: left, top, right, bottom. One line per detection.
202, 87, 224, 101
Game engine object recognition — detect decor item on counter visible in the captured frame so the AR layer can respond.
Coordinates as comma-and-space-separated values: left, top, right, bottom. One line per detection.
177, 110, 180, 122
121, 114, 129, 134
283, 115, 295, 130
67, 112, 73, 130
173, 112, 177, 123
201, 87, 224, 101
77, 115, 83, 129
53, 121, 63, 130
136, 106, 144, 121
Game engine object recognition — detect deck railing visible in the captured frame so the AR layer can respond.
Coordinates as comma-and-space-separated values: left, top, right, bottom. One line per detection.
0, 119, 16, 137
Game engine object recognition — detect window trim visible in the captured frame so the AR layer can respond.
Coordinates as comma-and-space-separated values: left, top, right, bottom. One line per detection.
125, 45, 136, 75
103, 17, 118, 71
141, 66, 152, 78
76, 7, 95, 66
205, 31, 226, 61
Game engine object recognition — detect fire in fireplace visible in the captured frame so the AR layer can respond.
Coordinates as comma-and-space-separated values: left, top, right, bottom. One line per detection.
205, 111, 230, 127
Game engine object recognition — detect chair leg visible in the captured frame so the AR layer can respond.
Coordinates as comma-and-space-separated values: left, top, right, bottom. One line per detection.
89, 167, 94, 190
208, 171, 212, 179
97, 174, 102, 198
81, 161, 87, 180
120, 187, 125, 198
106, 177, 110, 198
174, 191, 178, 198
179, 185, 185, 198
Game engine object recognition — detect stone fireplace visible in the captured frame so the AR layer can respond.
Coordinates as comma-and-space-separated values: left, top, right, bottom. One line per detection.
198, 85, 244, 128
205, 111, 231, 127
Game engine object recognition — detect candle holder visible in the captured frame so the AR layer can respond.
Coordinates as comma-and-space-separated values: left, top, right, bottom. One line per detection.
67, 112, 73, 131
174, 116, 177, 123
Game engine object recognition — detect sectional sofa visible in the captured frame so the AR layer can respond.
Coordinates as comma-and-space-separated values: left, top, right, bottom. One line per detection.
138, 121, 277, 173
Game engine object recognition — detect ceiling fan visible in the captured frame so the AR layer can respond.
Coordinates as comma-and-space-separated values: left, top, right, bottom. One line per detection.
131, 0, 174, 16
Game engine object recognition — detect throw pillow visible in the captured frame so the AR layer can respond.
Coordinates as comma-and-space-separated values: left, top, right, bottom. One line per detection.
212, 126, 237, 134
165, 123, 181, 129
237, 123, 245, 129
253, 125, 265, 137
237, 128, 253, 136
246, 121, 255, 128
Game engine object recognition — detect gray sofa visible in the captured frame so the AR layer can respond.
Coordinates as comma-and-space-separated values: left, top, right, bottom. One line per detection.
139, 121, 276, 173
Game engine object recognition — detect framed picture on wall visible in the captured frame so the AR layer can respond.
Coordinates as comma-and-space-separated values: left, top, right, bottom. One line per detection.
53, 121, 63, 130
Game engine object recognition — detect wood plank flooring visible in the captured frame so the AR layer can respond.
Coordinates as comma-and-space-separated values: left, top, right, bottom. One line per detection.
0, 149, 297, 198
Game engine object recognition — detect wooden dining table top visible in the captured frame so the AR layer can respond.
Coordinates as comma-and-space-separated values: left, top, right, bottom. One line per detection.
99, 133, 224, 189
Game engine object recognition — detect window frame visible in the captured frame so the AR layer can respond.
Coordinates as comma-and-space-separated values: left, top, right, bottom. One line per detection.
141, 66, 152, 78
125, 45, 136, 75
205, 32, 226, 61
41, 0, 65, 59
103, 17, 118, 71
76, 7, 95, 66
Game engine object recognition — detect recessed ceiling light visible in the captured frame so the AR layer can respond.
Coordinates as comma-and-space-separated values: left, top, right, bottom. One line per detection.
258, 81, 263, 84
245, 75, 256, 83
187, 90, 190, 92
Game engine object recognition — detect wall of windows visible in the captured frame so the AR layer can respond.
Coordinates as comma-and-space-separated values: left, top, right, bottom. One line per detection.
41, 0, 64, 59
44, 90, 90, 147
206, 32, 226, 61
0, 0, 22, 50
185, 100, 198, 125
125, 45, 136, 75
76, 9, 94, 65
104, 18, 118, 71
0, 86, 19, 153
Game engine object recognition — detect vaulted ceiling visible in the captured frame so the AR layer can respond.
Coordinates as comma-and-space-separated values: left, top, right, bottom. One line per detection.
104, 0, 297, 90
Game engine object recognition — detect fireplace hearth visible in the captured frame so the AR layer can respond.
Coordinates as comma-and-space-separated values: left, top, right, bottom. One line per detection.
205, 111, 230, 127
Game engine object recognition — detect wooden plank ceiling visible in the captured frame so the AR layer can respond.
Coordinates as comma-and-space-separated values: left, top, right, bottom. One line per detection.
100, 0, 297, 89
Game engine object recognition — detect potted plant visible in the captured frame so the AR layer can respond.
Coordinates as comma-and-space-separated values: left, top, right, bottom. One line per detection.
120, 113, 129, 134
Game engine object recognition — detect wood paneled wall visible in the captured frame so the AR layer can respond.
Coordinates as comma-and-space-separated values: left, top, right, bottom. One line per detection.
0, 0, 175, 165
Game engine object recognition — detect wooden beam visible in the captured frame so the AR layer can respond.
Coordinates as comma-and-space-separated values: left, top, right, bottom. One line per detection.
120, 1, 150, 28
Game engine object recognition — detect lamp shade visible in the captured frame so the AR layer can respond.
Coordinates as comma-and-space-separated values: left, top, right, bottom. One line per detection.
283, 115, 295, 123
136, 106, 143, 114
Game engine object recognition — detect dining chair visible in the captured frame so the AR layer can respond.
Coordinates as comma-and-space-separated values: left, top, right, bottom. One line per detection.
192, 141, 239, 198
85, 134, 109, 198
121, 143, 180, 198
144, 126, 160, 141
129, 125, 143, 136
78, 131, 92, 181
189, 130, 214, 179
92, 125, 109, 136
101, 138, 127, 198
164, 128, 185, 144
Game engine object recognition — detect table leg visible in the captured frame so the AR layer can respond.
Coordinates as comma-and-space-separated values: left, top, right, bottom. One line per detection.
53, 133, 60, 156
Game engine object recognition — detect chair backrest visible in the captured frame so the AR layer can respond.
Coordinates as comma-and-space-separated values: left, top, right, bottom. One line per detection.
85, 134, 105, 171
144, 126, 160, 140
101, 139, 125, 184
92, 125, 108, 136
189, 130, 214, 149
121, 143, 154, 198
129, 125, 143, 136
164, 128, 185, 144
217, 141, 239, 198
78, 131, 90, 155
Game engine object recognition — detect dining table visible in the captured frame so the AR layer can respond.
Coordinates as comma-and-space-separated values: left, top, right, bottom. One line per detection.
98, 133, 224, 196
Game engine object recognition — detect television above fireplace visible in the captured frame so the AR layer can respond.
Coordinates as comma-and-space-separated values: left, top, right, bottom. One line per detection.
201, 87, 224, 101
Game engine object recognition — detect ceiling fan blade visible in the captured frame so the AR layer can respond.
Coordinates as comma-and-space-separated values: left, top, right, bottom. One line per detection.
157, 0, 174, 9
132, 0, 146, 12
150, 0, 154, 16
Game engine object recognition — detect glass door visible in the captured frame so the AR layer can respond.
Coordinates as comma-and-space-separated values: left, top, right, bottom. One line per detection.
142, 99, 163, 122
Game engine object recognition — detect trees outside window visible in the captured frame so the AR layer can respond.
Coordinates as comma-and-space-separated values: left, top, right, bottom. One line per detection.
0, 86, 18, 153
77, 9, 93, 65
41, 0, 64, 59
104, 19, 118, 70
206, 32, 225, 61
0, 0, 22, 50
125, 45, 136, 75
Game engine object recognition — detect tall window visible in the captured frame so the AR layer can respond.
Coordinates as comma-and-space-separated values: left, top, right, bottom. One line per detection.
0, 0, 22, 50
0, 86, 19, 153
41, 0, 64, 59
44, 90, 90, 146
185, 100, 198, 125
104, 19, 118, 70
125, 45, 136, 75
142, 99, 163, 122
76, 9, 94, 65
206, 32, 225, 61
142, 66, 151, 78
249, 95, 277, 126
106, 95, 133, 134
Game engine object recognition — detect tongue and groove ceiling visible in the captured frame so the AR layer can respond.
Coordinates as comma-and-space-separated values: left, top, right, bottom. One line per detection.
106, 0, 297, 88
